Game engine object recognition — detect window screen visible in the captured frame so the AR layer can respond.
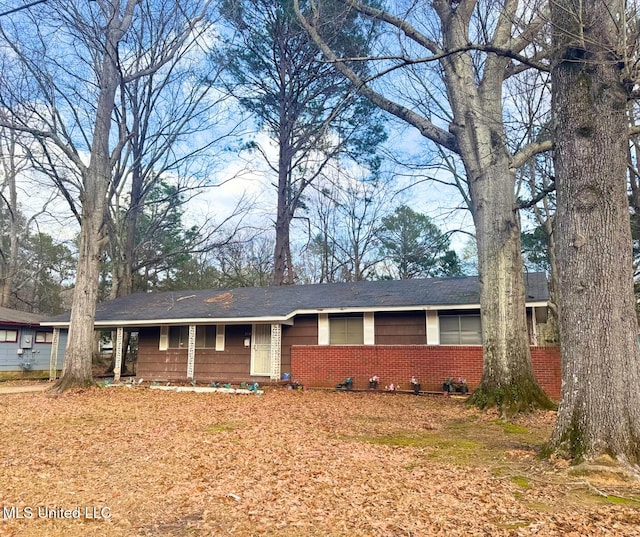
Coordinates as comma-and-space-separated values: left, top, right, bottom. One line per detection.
169, 326, 217, 348
329, 316, 364, 344
439, 314, 481, 345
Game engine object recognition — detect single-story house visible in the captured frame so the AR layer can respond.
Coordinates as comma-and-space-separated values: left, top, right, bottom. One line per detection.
42, 273, 561, 398
0, 307, 66, 378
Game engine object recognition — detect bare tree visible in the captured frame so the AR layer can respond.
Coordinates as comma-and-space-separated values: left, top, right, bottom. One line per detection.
547, 0, 640, 466
107, 4, 238, 301
213, 231, 275, 288
301, 173, 389, 282
0, 122, 74, 313
0, 127, 27, 307
295, 0, 554, 412
0, 0, 211, 392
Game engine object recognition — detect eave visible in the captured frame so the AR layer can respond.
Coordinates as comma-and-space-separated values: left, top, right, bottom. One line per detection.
40, 300, 549, 329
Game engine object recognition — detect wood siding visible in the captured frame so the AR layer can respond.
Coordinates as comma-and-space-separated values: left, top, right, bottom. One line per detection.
137, 317, 321, 382
374, 312, 426, 345
138, 325, 260, 382
137, 327, 188, 381
281, 315, 317, 375
138, 325, 271, 383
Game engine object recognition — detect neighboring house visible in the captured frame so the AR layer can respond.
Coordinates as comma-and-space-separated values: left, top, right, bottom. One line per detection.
0, 307, 66, 377
42, 273, 561, 397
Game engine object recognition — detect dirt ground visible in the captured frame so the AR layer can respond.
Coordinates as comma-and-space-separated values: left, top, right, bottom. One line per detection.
0, 387, 638, 536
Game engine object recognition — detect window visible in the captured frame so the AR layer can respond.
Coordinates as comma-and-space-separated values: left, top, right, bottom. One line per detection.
195, 325, 217, 348
168, 326, 186, 348
35, 331, 54, 343
329, 315, 364, 345
168, 326, 218, 349
439, 314, 482, 345
0, 329, 18, 343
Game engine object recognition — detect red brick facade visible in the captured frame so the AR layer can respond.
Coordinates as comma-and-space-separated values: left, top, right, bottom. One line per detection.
290, 345, 561, 399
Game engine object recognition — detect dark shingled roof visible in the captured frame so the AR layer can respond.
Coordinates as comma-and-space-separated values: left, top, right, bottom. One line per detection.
43, 273, 548, 327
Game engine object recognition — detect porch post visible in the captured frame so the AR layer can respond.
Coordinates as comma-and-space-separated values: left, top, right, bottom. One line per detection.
426, 311, 440, 345
113, 326, 124, 382
187, 325, 196, 380
269, 324, 281, 381
49, 328, 60, 381
530, 308, 538, 346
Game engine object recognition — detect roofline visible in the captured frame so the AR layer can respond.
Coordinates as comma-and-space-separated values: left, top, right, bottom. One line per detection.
40, 301, 548, 328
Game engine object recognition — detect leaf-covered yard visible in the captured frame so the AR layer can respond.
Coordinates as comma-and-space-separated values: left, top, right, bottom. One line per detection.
0, 387, 639, 536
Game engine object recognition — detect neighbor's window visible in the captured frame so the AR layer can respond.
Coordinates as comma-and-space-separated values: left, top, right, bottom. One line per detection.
168, 326, 217, 348
0, 329, 18, 343
35, 331, 54, 343
439, 314, 482, 345
329, 315, 364, 345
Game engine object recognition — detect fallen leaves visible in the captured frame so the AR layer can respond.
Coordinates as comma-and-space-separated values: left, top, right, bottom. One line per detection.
0, 388, 638, 536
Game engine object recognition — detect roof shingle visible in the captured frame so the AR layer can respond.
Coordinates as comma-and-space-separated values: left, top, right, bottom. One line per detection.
43, 273, 548, 327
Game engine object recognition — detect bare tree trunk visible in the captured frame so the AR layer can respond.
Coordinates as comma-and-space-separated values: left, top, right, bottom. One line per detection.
272, 217, 292, 285
547, 0, 640, 464
109, 164, 140, 300
463, 147, 552, 412
52, 1, 136, 393
442, 31, 553, 413
296, 0, 555, 412
53, 191, 107, 392
272, 207, 294, 285
0, 128, 21, 308
272, 143, 295, 285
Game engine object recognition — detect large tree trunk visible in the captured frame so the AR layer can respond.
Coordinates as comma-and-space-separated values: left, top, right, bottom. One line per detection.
272, 203, 293, 285
51, 1, 135, 393
461, 135, 553, 413
296, 0, 555, 412
52, 190, 107, 392
547, 0, 640, 464
442, 32, 553, 413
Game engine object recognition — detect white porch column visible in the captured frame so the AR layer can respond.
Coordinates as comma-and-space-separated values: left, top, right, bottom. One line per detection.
363, 312, 375, 345
49, 328, 60, 381
113, 326, 124, 382
269, 324, 282, 381
318, 313, 329, 345
426, 311, 440, 345
187, 325, 196, 380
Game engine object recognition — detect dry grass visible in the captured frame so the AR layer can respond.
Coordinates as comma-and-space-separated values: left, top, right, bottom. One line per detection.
0, 387, 639, 536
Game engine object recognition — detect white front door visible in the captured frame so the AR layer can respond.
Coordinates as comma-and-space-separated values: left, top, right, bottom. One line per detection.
251, 324, 271, 376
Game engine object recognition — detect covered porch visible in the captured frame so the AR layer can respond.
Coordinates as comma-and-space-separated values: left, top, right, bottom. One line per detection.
117, 322, 286, 384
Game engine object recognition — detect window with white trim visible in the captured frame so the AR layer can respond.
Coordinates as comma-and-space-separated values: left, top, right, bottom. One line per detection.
329, 315, 364, 345
439, 314, 482, 345
168, 326, 219, 349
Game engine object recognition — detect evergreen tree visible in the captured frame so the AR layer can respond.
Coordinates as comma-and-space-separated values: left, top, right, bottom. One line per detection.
378, 206, 462, 279
219, 0, 385, 284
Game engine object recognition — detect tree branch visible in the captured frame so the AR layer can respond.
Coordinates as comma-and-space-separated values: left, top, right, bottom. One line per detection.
294, 0, 459, 154
516, 179, 556, 210
511, 140, 553, 170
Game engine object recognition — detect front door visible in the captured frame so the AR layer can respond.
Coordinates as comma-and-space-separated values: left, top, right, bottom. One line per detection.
251, 324, 271, 376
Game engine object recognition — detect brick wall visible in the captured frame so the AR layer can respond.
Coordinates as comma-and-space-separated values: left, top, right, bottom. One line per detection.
290, 345, 561, 400
530, 346, 561, 399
